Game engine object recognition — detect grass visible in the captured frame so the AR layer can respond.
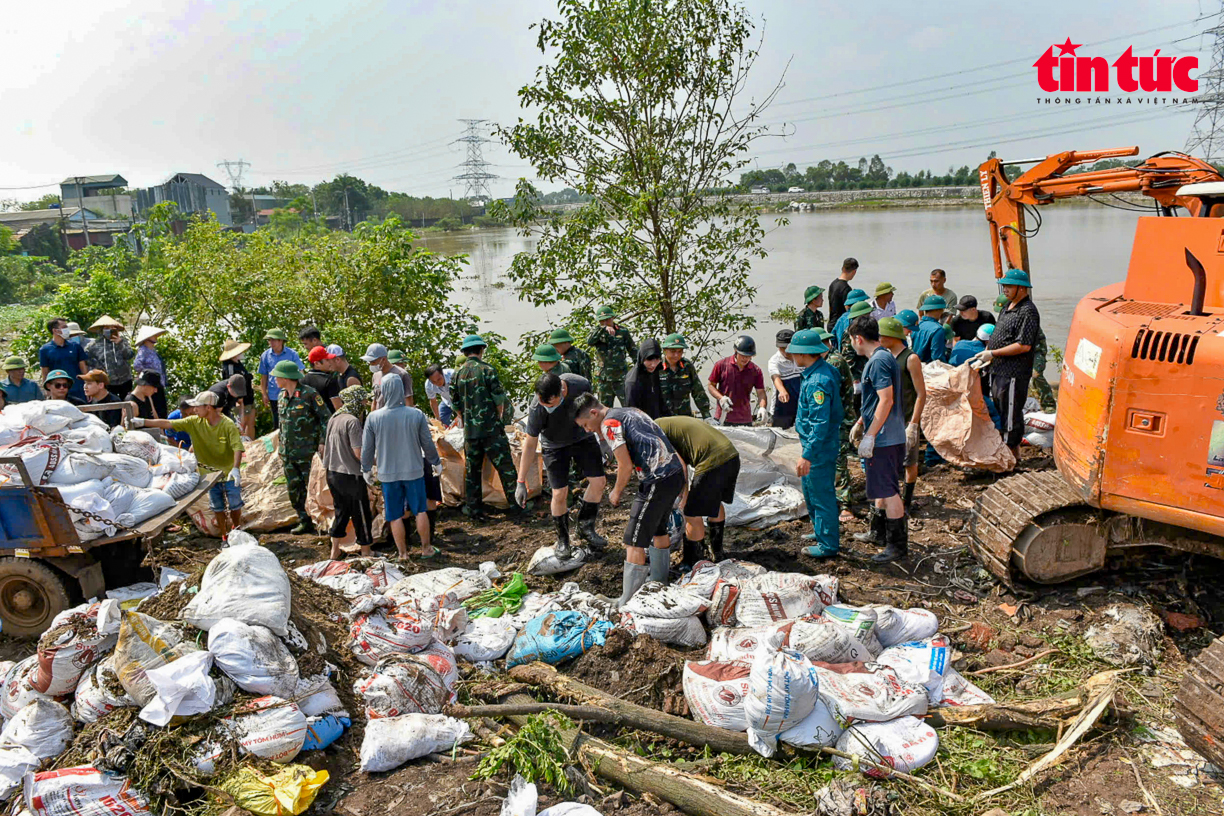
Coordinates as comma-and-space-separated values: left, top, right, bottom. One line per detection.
0, 298, 49, 354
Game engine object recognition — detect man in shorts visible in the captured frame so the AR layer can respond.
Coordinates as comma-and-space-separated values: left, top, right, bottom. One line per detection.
656, 416, 740, 567
574, 393, 684, 605
514, 372, 609, 558
848, 315, 909, 563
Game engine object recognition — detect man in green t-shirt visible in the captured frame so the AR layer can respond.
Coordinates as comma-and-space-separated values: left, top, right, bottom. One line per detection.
656, 416, 740, 567
132, 390, 245, 538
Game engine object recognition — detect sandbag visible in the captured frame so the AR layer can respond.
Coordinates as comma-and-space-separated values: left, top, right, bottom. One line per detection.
744, 649, 820, 756
814, 665, 928, 727
45, 478, 108, 507
223, 696, 308, 763
939, 667, 995, 707
619, 612, 706, 648
24, 766, 151, 816
873, 635, 951, 704
778, 697, 844, 749
2, 657, 53, 721
295, 675, 348, 718
208, 619, 300, 698
100, 480, 138, 516
622, 581, 708, 620
67, 493, 117, 541
71, 660, 135, 723
110, 428, 160, 464
386, 567, 492, 607
453, 617, 517, 662
920, 362, 1016, 472
105, 583, 158, 608
349, 605, 434, 666
733, 573, 836, 627
353, 655, 449, 719
5, 401, 83, 434
833, 716, 940, 777
183, 534, 291, 636
364, 560, 407, 592
33, 600, 121, 696
187, 433, 294, 535
526, 544, 589, 576
682, 660, 752, 731
152, 471, 199, 500
150, 444, 195, 474
96, 453, 152, 488
412, 639, 460, 691
112, 611, 201, 706
62, 424, 113, 454
316, 572, 376, 599
295, 560, 353, 580
505, 612, 614, 668
0, 699, 73, 758
0, 746, 39, 800
358, 713, 472, 773
821, 605, 883, 658
138, 650, 217, 726
126, 488, 175, 524
870, 606, 940, 648
788, 616, 874, 664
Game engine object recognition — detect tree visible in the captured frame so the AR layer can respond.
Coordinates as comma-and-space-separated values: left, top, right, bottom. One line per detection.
313, 174, 388, 228
20, 194, 62, 211
493, 0, 785, 356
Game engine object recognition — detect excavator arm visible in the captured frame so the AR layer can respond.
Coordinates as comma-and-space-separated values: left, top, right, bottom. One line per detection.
979, 147, 1223, 278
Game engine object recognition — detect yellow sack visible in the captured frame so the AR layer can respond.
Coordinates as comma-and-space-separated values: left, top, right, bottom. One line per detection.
222, 765, 329, 816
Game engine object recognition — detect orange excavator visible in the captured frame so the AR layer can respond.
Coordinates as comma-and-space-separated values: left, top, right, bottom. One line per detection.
968, 145, 1224, 768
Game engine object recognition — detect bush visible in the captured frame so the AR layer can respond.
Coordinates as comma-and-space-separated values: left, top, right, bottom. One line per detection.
434, 216, 463, 232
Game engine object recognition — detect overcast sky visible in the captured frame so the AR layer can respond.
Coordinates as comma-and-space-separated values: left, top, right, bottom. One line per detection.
0, 0, 1210, 201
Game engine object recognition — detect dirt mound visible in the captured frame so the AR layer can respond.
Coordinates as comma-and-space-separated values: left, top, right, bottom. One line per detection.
564, 628, 695, 716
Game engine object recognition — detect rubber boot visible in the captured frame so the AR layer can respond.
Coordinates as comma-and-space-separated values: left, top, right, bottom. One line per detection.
873, 516, 909, 563
853, 508, 886, 547
552, 513, 572, 561
291, 517, 316, 535
707, 520, 726, 562
681, 538, 705, 570
616, 561, 650, 607
903, 482, 916, 512
576, 501, 608, 551
648, 546, 671, 584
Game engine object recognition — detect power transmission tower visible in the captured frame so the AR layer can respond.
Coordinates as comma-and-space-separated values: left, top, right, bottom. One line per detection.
452, 120, 499, 203
216, 159, 250, 191
1187, 6, 1224, 162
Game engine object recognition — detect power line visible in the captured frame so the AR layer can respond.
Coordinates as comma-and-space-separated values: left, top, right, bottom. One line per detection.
255, 131, 463, 176
0, 181, 61, 191
452, 119, 499, 203
1186, 1, 1224, 161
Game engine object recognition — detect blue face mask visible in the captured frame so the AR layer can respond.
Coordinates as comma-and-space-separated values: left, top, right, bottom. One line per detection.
542, 402, 560, 414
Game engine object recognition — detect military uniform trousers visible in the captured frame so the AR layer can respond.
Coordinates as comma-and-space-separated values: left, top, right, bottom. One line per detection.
283, 456, 314, 523
596, 378, 627, 408
464, 434, 519, 512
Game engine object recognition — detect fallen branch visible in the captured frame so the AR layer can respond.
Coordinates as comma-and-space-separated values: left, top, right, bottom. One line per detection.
1121, 747, 1164, 816
447, 702, 618, 724
924, 687, 1088, 732
814, 746, 966, 803
968, 649, 1059, 676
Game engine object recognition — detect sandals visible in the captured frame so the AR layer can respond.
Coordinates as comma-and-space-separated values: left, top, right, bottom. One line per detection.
419, 546, 442, 560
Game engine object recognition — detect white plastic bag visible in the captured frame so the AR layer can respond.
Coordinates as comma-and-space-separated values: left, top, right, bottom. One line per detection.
744, 649, 820, 757
622, 581, 708, 620
316, 572, 376, 599
7, 401, 83, 434
706, 622, 789, 664
68, 494, 117, 541
499, 775, 603, 816
814, 665, 928, 727
125, 488, 175, 524
0, 699, 73, 758
526, 545, 589, 576
735, 573, 836, 626
96, 454, 152, 488
619, 612, 706, 648
138, 650, 217, 726
453, 618, 518, 662
223, 696, 307, 763
62, 424, 113, 454
207, 619, 300, 698
788, 616, 874, 664
682, 660, 752, 731
833, 716, 940, 777
778, 697, 844, 749
105, 584, 158, 608
358, 713, 472, 773
183, 537, 292, 636
821, 605, 883, 657
353, 655, 449, 719
112, 611, 201, 706
24, 766, 151, 816
938, 667, 995, 707
0, 746, 38, 800
873, 636, 951, 704
151, 444, 195, 474
71, 660, 135, 724
870, 606, 940, 648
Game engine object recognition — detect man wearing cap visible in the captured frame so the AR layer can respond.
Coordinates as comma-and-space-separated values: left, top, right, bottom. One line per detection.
1, 358, 40, 404
257, 329, 303, 429
659, 333, 710, 419
42, 370, 84, 405
84, 316, 135, 399
826, 258, 859, 331
298, 326, 323, 355
915, 269, 958, 320
707, 336, 767, 426
878, 317, 926, 515
831, 289, 869, 348
911, 296, 950, 364
271, 359, 331, 534
453, 335, 520, 517
549, 329, 591, 381
424, 364, 456, 425
328, 345, 362, 389
133, 391, 244, 539
975, 270, 1042, 462
532, 344, 571, 375
39, 318, 89, 402
586, 306, 634, 407
870, 282, 898, 320
206, 374, 248, 418
79, 370, 124, 428
387, 349, 406, 366
219, 339, 255, 437
657, 415, 740, 566
949, 295, 995, 342
303, 346, 343, 413
768, 330, 802, 429
361, 344, 415, 409
784, 329, 843, 558
795, 285, 826, 331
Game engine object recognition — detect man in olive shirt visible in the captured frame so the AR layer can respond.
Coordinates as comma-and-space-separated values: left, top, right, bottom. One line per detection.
656, 416, 740, 567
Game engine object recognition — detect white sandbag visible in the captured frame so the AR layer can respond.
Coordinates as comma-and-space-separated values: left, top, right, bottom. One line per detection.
316, 572, 376, 599
151, 444, 195, 474
788, 616, 874, 664
358, 713, 472, 773
67, 494, 116, 541
0, 745, 38, 799
526, 545, 589, 576
33, 601, 120, 696
1, 658, 52, 721
71, 660, 136, 723
349, 605, 434, 666
778, 697, 844, 749
744, 649, 820, 757
1025, 430, 1054, 449
365, 560, 407, 592
24, 766, 151, 816
0, 699, 73, 759
110, 428, 161, 465
939, 667, 995, 707
112, 611, 201, 706
870, 606, 940, 648
124, 488, 175, 524
155, 471, 199, 500
69, 412, 108, 431
62, 424, 113, 454
105, 584, 157, 608
814, 665, 928, 727
413, 639, 460, 691
182, 536, 292, 636
1024, 410, 1056, 432
295, 560, 353, 580
100, 480, 138, 516
453, 617, 518, 662
619, 612, 707, 648
7, 401, 83, 434
297, 679, 347, 718
833, 716, 939, 777
353, 655, 450, 719
138, 650, 217, 726
223, 696, 307, 763
428, 603, 470, 645
45, 452, 115, 485
97, 454, 153, 488
734, 573, 836, 626
706, 622, 789, 664
46, 479, 108, 507
622, 581, 708, 620
386, 567, 492, 607
683, 660, 752, 731
207, 619, 300, 698
821, 605, 883, 657
873, 635, 951, 704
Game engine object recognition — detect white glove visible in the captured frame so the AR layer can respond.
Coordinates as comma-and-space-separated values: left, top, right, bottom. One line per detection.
227, 467, 241, 488
853, 382, 862, 394
718, 396, 733, 412
514, 481, 528, 508
129, 417, 145, 428
432, 462, 443, 477
905, 423, 920, 455
363, 471, 376, 486
849, 420, 864, 447
857, 433, 877, 459
970, 349, 994, 370
754, 406, 768, 423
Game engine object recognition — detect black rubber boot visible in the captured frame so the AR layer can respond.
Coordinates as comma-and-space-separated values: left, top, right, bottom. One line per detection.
707, 520, 726, 562
576, 501, 607, 551
552, 513, 572, 560
617, 561, 650, 607
873, 516, 909, 563
681, 538, 705, 570
903, 481, 916, 512
648, 546, 671, 584
291, 518, 316, 535
853, 508, 886, 546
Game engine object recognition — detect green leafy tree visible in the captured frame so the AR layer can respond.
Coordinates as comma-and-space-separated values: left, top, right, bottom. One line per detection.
19, 194, 62, 211
21, 223, 69, 267
493, 0, 785, 357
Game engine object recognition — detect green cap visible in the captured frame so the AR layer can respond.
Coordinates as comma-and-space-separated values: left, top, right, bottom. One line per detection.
786, 329, 829, 355
264, 328, 288, 341
847, 300, 874, 319
44, 369, 72, 383
803, 285, 825, 303
2, 356, 26, 371
549, 328, 575, 344
874, 282, 896, 296
815, 328, 836, 343
896, 310, 919, 329
270, 360, 302, 379
387, 349, 405, 365
878, 317, 906, 340
999, 268, 1032, 288
661, 332, 688, 350
532, 344, 562, 362
944, 324, 955, 343
994, 294, 1010, 310
595, 306, 617, 321
920, 295, 947, 312
844, 289, 869, 306
460, 334, 487, 351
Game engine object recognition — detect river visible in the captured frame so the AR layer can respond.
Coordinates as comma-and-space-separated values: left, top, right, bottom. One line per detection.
418, 206, 1144, 365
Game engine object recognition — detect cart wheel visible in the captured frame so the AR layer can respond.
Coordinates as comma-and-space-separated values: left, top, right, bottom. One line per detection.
0, 558, 74, 637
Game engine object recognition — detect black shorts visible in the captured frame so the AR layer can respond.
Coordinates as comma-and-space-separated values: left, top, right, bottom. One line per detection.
684, 456, 740, 517
992, 373, 1031, 448
623, 470, 685, 550
424, 467, 442, 502
542, 436, 605, 490
865, 444, 904, 500
326, 470, 373, 545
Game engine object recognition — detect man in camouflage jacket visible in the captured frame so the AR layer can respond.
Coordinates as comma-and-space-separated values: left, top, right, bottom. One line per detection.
659, 333, 711, 419
452, 335, 519, 516
549, 328, 591, 381
821, 329, 858, 516
586, 306, 634, 407
273, 359, 331, 534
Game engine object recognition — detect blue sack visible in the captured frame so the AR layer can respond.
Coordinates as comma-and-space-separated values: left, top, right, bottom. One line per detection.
506, 611, 614, 668
302, 714, 350, 751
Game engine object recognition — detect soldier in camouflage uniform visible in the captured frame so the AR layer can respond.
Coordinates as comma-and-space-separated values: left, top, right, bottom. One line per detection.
819, 329, 858, 516
659, 333, 711, 418
532, 344, 571, 376
1030, 328, 1056, 412
549, 329, 591, 381
453, 335, 520, 516
587, 306, 634, 407
272, 359, 331, 534
794, 285, 826, 331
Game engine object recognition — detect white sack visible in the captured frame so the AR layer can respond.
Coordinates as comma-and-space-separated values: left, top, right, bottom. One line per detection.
358, 713, 472, 773
0, 699, 73, 759
110, 428, 160, 464
870, 606, 940, 648
814, 665, 928, 727
223, 696, 307, 763
71, 660, 135, 724
734, 573, 836, 626
2, 658, 53, 721
350, 605, 434, 666
207, 619, 299, 698
33, 601, 120, 696
821, 606, 883, 658
453, 618, 518, 662
526, 545, 588, 576
778, 697, 844, 749
744, 649, 820, 757
126, 488, 175, 524
619, 612, 706, 648
24, 766, 151, 816
353, 655, 449, 719
386, 567, 491, 607
622, 581, 708, 620
873, 636, 951, 704
138, 651, 217, 726
183, 536, 291, 636
96, 454, 152, 488
833, 716, 940, 777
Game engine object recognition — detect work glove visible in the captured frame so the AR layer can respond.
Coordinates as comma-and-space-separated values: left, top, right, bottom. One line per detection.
853, 382, 862, 395
129, 417, 145, 428
754, 406, 768, 423
857, 433, 877, 460
227, 467, 241, 488
718, 396, 733, 412
905, 422, 920, 455
514, 480, 528, 509
849, 420, 864, 447
432, 462, 443, 477
363, 471, 376, 486
970, 349, 994, 370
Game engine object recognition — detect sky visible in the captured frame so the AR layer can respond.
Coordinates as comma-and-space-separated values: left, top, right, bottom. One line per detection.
0, 0, 1213, 202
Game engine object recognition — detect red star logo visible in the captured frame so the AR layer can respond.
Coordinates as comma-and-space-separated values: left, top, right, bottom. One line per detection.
1056, 37, 1082, 56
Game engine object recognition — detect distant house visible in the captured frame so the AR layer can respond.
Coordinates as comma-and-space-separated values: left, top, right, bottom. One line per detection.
0, 206, 130, 249
134, 172, 232, 226
59, 174, 132, 218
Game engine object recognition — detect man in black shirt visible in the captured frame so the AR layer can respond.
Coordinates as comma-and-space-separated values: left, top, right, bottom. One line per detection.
825, 257, 859, 331
80, 369, 125, 428
973, 269, 1041, 463
128, 371, 162, 420
328, 345, 363, 389
304, 346, 343, 414
207, 374, 249, 418
948, 295, 995, 341
514, 372, 608, 558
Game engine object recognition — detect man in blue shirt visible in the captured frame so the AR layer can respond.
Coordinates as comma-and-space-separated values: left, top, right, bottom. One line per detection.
911, 296, 950, 363
950, 324, 991, 366
849, 315, 909, 563
256, 328, 303, 429
1, 357, 41, 404
38, 317, 89, 401
785, 330, 844, 559
831, 289, 870, 348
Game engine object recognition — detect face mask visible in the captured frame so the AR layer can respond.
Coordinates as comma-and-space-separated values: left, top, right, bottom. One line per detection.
542, 402, 560, 414
368, 363, 381, 372
57, 329, 69, 339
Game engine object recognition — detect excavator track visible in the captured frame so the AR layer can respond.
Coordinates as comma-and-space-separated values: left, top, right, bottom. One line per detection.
1175, 637, 1224, 772
969, 471, 1102, 586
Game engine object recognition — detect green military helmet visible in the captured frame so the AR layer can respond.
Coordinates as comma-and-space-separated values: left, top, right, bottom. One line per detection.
387, 349, 406, 365
264, 328, 289, 341
595, 306, 617, 321
548, 328, 575, 344
878, 317, 906, 340
786, 329, 829, 355
994, 293, 1010, 310
532, 343, 562, 362
999, 268, 1032, 288
661, 332, 688, 350
920, 295, 947, 312
844, 289, 869, 306
896, 310, 919, 329
3, 356, 26, 371
803, 284, 825, 304
943, 324, 955, 343
815, 328, 836, 344
847, 300, 874, 319
460, 334, 487, 351
874, 281, 897, 297
270, 360, 302, 379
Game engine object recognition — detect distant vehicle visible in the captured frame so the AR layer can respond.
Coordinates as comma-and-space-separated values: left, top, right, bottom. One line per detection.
749, 186, 770, 194
788, 187, 805, 193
